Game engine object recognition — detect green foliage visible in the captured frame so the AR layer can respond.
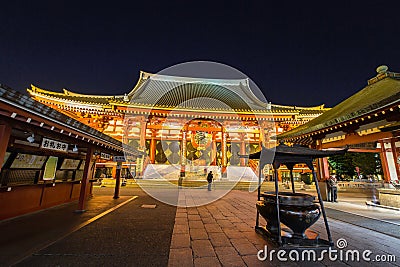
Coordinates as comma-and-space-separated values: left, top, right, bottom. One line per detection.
300, 173, 312, 185
328, 152, 382, 178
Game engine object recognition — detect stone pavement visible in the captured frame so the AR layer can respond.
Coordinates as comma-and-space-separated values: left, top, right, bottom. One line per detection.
168, 189, 400, 267
1, 188, 178, 267
0, 195, 134, 266
1, 186, 399, 266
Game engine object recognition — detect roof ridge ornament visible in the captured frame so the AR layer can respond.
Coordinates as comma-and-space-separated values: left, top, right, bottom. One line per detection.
123, 93, 129, 102
368, 65, 400, 85
376, 65, 388, 74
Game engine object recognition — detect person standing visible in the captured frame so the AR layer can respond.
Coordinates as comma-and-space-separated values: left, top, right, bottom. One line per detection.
326, 176, 332, 202
329, 175, 338, 202
207, 171, 213, 191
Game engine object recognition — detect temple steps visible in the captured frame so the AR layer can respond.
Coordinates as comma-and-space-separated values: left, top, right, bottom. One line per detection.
98, 178, 306, 191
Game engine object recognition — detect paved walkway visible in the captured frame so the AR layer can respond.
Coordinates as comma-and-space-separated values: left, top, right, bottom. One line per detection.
168, 189, 400, 267
1, 186, 399, 266
1, 188, 178, 267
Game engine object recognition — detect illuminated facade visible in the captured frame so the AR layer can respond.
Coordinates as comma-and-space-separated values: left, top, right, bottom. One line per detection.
28, 71, 329, 179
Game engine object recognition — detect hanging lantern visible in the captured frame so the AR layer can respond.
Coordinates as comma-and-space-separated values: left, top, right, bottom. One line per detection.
191, 131, 211, 150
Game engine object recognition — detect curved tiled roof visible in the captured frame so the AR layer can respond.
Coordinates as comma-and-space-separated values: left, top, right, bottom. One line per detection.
28, 85, 123, 106
128, 72, 267, 111
27, 71, 329, 116
0, 84, 122, 148
277, 70, 400, 140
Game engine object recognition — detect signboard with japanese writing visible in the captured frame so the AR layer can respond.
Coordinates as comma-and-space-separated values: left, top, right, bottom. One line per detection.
10, 153, 47, 169
101, 152, 111, 160
60, 159, 81, 170
348, 142, 377, 150
41, 138, 68, 152
113, 155, 126, 162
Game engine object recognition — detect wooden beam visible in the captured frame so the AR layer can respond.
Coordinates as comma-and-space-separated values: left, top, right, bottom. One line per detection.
347, 148, 380, 153
321, 131, 393, 148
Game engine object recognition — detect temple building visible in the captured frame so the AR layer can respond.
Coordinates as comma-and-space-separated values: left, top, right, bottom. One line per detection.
0, 84, 141, 220
28, 71, 328, 180
278, 66, 400, 183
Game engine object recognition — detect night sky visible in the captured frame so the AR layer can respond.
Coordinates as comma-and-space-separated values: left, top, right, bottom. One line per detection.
1, 1, 400, 107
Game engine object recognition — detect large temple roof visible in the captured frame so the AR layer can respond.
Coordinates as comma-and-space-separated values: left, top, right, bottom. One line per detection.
125, 71, 267, 111
27, 71, 329, 115
277, 66, 400, 140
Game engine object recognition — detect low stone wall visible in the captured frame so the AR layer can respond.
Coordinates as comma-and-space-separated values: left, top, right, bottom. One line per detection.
338, 181, 384, 189
379, 189, 400, 208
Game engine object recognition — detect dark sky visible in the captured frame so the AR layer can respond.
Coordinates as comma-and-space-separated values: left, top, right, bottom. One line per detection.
1, 1, 399, 107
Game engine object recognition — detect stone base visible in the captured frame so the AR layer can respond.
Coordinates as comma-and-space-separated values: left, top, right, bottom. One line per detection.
255, 226, 332, 248
378, 189, 400, 208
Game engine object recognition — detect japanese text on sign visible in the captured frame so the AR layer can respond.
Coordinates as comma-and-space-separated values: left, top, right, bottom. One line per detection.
113, 156, 126, 162
41, 138, 68, 152
101, 152, 111, 160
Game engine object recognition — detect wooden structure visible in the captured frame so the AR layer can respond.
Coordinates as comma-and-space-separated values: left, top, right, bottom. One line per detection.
278, 66, 400, 183
0, 84, 142, 220
27, 71, 329, 179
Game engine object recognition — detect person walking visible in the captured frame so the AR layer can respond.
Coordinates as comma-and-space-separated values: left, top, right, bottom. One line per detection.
207, 171, 213, 191
329, 174, 338, 202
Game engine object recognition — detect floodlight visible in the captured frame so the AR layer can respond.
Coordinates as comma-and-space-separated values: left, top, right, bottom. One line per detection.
27, 133, 35, 143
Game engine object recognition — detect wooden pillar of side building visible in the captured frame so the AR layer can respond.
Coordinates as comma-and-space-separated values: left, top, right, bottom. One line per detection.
0, 124, 11, 171
379, 140, 391, 182
314, 139, 330, 201
390, 138, 400, 179
379, 139, 399, 182
113, 162, 122, 199
315, 139, 329, 181
76, 146, 94, 213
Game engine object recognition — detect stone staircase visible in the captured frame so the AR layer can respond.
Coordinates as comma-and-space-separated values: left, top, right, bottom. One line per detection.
98, 178, 307, 192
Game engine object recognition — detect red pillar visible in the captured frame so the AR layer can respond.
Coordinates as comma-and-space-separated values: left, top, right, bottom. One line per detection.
211, 132, 217, 165
76, 146, 94, 212
0, 124, 11, 171
139, 116, 147, 150
240, 133, 246, 166
378, 140, 390, 182
149, 129, 157, 164
379, 140, 391, 182
390, 138, 400, 179
221, 129, 227, 177
134, 116, 147, 177
180, 129, 187, 177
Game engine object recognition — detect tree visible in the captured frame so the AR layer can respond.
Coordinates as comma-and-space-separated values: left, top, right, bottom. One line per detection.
328, 152, 382, 179
328, 153, 355, 178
